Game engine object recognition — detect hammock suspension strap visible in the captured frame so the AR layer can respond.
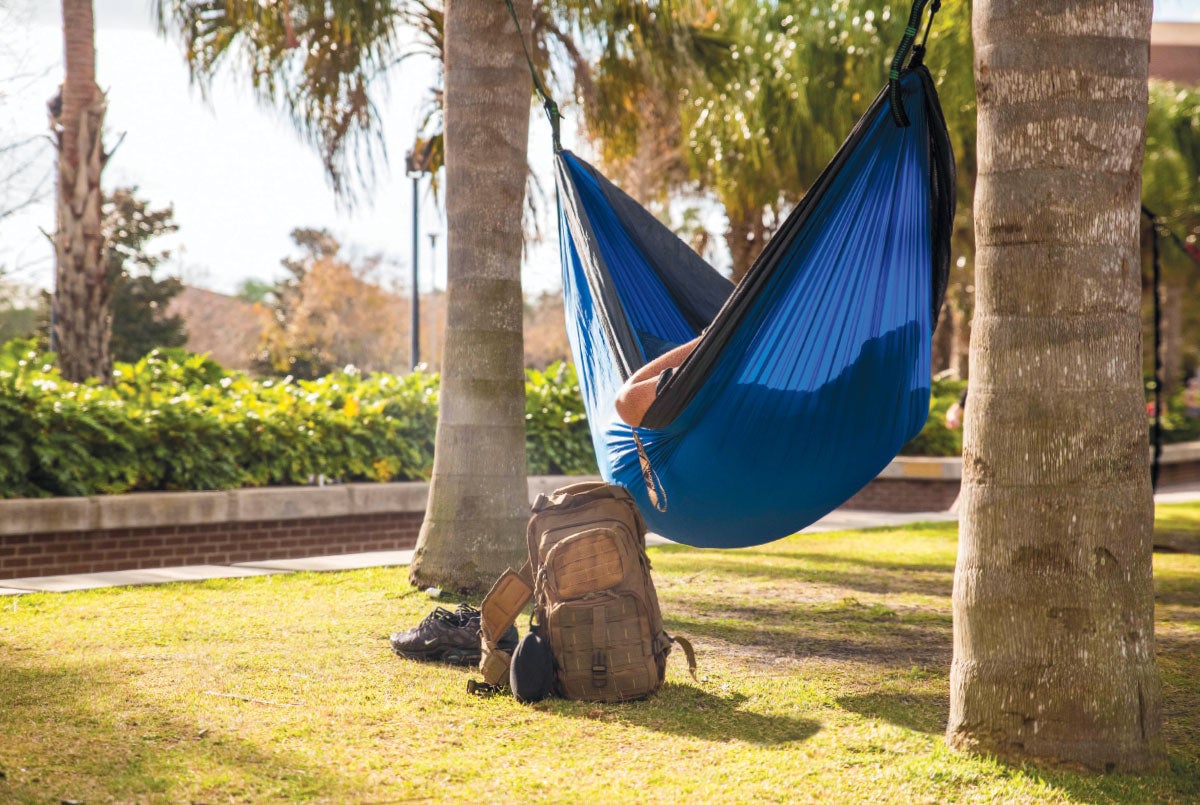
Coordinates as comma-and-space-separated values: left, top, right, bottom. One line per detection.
632, 429, 668, 513
889, 0, 941, 127
503, 0, 561, 151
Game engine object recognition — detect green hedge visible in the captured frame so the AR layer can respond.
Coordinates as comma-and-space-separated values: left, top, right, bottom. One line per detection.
0, 341, 596, 499
523, 361, 598, 476
1153, 403, 1200, 445
899, 378, 966, 458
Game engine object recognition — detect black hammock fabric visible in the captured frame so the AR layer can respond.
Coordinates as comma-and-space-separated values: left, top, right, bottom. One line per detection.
556, 66, 955, 549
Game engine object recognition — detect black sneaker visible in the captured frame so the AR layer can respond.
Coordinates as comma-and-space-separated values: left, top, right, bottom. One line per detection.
390, 604, 517, 666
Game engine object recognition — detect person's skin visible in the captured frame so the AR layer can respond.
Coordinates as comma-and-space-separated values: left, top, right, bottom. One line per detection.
614, 337, 701, 427
945, 402, 963, 430
1184, 378, 1200, 415
945, 387, 968, 430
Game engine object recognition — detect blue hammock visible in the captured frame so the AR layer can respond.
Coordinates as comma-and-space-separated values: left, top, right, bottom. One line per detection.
554, 63, 955, 550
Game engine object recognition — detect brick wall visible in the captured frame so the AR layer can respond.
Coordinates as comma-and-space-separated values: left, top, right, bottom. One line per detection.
841, 478, 961, 513
1150, 43, 1200, 84
1150, 23, 1200, 84
0, 512, 423, 580
5, 450, 1200, 581
1157, 459, 1200, 488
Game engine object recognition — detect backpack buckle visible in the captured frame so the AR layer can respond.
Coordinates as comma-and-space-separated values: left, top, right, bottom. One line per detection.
466, 679, 504, 697
591, 651, 608, 688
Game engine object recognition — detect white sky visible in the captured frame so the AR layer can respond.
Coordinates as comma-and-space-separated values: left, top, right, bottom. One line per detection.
0, 0, 567, 297
1, 0, 1197, 297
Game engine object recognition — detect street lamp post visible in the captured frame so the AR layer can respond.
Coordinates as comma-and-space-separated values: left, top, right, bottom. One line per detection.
427, 230, 440, 368
405, 150, 423, 370
405, 140, 439, 371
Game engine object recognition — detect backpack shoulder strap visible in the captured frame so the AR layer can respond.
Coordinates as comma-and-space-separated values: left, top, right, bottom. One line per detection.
477, 560, 533, 687
670, 635, 698, 681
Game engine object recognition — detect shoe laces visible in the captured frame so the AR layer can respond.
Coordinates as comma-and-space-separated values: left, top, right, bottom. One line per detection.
425, 604, 480, 629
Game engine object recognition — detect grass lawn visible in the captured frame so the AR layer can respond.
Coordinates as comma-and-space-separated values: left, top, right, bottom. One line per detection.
0, 507, 1197, 803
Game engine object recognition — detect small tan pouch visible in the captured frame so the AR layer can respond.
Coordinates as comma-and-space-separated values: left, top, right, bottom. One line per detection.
546, 529, 626, 600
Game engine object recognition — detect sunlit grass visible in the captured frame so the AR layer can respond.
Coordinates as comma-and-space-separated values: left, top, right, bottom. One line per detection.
1155, 501, 1200, 553
0, 508, 1197, 802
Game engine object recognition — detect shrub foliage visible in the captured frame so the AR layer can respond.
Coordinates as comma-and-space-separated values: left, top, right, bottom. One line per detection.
899, 378, 966, 458
0, 341, 595, 498
2, 340, 1186, 498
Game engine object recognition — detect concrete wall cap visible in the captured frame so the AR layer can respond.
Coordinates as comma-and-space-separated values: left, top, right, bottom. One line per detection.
0, 497, 96, 536
347, 482, 429, 514
233, 485, 353, 522
96, 490, 232, 531
6, 438, 1200, 536
876, 456, 962, 480
1161, 441, 1200, 464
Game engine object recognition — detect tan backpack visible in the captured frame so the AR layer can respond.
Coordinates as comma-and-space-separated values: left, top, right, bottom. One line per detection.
475, 481, 695, 702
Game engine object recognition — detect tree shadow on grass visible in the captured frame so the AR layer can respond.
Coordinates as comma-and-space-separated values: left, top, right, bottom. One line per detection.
836, 691, 949, 734
0, 657, 368, 804
1157, 633, 1200, 750
664, 600, 953, 669
659, 548, 955, 600
546, 682, 821, 746
1155, 503, 1200, 555
1154, 575, 1200, 609
838, 633, 1200, 801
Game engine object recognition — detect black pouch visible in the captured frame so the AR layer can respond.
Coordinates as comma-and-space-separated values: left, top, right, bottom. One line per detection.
510, 624, 555, 703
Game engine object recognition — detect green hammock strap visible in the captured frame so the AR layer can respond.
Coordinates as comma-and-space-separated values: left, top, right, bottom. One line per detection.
888, 0, 941, 127
503, 0, 561, 151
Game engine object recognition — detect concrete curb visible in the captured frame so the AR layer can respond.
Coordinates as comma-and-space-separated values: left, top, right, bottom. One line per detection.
235, 550, 415, 572
0, 564, 282, 593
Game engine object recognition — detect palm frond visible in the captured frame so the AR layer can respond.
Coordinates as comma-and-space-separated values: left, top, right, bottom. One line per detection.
154, 0, 411, 201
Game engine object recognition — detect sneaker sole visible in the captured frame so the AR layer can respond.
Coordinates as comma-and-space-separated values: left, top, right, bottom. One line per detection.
392, 644, 481, 666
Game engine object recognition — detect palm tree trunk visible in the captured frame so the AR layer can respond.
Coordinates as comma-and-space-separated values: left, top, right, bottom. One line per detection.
931, 301, 953, 375
409, 0, 532, 593
52, 0, 110, 383
726, 212, 765, 283
949, 287, 971, 381
949, 0, 1163, 770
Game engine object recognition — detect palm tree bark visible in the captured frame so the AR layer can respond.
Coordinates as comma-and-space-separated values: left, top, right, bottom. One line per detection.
949, 0, 1163, 770
931, 301, 953, 375
52, 0, 110, 383
409, 0, 532, 592
726, 212, 766, 284
949, 287, 972, 381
